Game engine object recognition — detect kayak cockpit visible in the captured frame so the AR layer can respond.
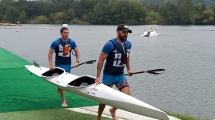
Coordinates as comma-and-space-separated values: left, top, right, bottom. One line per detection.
68, 75, 95, 87
42, 67, 65, 77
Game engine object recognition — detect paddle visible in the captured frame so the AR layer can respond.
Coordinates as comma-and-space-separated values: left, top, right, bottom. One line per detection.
71, 60, 96, 68
125, 69, 165, 76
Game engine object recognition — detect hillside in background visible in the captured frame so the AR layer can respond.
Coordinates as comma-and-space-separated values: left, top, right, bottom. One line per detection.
0, 0, 215, 25
143, 0, 215, 5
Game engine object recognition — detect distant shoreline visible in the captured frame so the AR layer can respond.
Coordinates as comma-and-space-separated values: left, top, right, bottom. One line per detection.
1, 23, 215, 26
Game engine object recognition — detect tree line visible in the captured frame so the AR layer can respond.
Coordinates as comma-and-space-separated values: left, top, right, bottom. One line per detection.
0, 0, 215, 25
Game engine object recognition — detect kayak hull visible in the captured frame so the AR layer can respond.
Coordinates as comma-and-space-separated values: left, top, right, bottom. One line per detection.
25, 65, 169, 120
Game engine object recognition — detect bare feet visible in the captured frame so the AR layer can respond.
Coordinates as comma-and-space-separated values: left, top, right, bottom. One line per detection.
61, 102, 68, 108
57, 88, 67, 107
96, 116, 102, 120
109, 108, 118, 120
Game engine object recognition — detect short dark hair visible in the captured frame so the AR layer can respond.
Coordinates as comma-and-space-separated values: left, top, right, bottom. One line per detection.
60, 27, 69, 33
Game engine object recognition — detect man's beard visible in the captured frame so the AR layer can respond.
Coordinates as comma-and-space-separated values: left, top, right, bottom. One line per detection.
62, 36, 69, 40
119, 35, 127, 42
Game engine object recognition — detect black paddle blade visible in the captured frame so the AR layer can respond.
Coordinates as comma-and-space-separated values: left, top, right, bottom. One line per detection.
85, 60, 96, 64
146, 69, 165, 75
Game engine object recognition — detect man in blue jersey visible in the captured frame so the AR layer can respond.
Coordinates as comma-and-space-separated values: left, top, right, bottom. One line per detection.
48, 27, 80, 107
95, 24, 132, 120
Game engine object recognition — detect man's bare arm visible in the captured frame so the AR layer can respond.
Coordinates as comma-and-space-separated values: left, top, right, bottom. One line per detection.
48, 48, 54, 68
74, 48, 80, 63
126, 56, 132, 75
95, 52, 107, 84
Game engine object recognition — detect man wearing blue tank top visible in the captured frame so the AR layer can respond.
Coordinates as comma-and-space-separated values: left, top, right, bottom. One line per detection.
48, 27, 80, 107
95, 24, 133, 120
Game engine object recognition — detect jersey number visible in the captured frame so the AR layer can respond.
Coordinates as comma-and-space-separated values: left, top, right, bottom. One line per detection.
113, 53, 122, 67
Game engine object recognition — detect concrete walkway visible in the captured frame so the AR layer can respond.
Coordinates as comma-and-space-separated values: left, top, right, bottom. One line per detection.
68, 106, 180, 120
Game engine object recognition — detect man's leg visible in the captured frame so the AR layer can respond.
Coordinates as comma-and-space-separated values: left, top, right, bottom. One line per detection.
99, 74, 113, 120
57, 88, 67, 107
97, 104, 106, 120
109, 106, 117, 120
109, 86, 131, 120
109, 75, 130, 120
120, 86, 131, 95
56, 65, 70, 107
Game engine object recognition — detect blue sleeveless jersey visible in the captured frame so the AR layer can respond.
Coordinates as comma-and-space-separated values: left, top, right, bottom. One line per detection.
102, 38, 132, 76
50, 38, 77, 65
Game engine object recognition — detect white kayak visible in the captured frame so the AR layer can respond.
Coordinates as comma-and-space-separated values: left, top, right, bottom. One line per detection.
25, 65, 169, 120
141, 30, 160, 37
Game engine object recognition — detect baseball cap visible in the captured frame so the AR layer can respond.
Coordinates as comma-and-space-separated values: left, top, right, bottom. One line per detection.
117, 24, 132, 33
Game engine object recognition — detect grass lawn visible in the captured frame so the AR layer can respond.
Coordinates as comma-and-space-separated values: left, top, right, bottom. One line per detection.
167, 112, 209, 120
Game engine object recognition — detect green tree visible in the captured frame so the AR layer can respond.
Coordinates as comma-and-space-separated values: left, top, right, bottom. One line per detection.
88, 0, 147, 25
49, 12, 68, 24
192, 0, 205, 24
87, 2, 109, 24
3, 6, 20, 23
67, 8, 75, 19
210, 1, 215, 24
72, 0, 97, 19
145, 10, 162, 24
34, 15, 48, 24
159, 0, 194, 25
176, 0, 194, 25
15, 0, 28, 12
0, 6, 4, 21
1, 0, 215, 25
202, 9, 214, 24
48, 0, 75, 16
1, 0, 15, 6
18, 10, 28, 23
159, 2, 179, 24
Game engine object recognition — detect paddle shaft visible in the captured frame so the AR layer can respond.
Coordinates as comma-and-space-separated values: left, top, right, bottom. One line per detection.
125, 69, 165, 76
71, 60, 96, 68
125, 71, 146, 75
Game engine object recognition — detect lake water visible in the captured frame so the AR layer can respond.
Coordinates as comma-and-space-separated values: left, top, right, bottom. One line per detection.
0, 24, 215, 119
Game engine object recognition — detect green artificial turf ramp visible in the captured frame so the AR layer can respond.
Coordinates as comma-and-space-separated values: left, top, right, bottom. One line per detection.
0, 48, 97, 113
0, 109, 111, 120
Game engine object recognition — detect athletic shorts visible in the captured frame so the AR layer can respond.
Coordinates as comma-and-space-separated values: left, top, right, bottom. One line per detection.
56, 64, 71, 73
102, 74, 129, 90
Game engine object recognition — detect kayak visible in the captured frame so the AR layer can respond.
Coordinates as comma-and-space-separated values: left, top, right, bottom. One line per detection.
25, 65, 169, 120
